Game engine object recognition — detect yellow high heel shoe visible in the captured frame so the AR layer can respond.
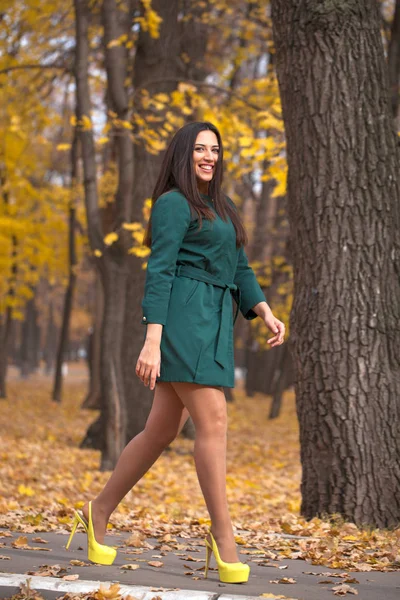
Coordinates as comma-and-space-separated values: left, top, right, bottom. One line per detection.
66, 501, 117, 566
204, 531, 250, 584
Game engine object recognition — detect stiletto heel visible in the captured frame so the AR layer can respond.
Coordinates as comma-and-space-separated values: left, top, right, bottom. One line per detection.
204, 543, 211, 578
204, 531, 250, 584
66, 501, 117, 566
65, 513, 80, 550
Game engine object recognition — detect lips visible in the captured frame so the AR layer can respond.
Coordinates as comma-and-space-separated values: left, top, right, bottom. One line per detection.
198, 164, 213, 172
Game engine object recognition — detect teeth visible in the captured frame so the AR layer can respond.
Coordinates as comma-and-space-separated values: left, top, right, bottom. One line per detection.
200, 165, 213, 171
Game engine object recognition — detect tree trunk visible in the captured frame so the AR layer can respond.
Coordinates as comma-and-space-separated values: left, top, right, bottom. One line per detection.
388, 0, 400, 120
43, 298, 57, 375
271, 0, 400, 528
74, 0, 131, 469
19, 294, 39, 379
0, 165, 18, 398
82, 273, 103, 409
122, 0, 208, 440
53, 135, 78, 402
245, 177, 276, 397
0, 306, 12, 398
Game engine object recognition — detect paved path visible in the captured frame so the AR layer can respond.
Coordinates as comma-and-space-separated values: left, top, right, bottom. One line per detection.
0, 528, 399, 599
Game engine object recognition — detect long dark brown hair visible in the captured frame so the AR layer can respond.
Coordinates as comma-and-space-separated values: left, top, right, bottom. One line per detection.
143, 121, 248, 248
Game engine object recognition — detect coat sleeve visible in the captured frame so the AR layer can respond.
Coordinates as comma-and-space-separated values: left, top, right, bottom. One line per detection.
234, 245, 267, 320
141, 191, 191, 325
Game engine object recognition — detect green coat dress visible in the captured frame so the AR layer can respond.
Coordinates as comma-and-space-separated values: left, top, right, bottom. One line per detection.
141, 189, 266, 388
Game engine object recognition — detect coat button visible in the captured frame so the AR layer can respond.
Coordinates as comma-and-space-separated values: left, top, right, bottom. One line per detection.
142, 316, 147, 322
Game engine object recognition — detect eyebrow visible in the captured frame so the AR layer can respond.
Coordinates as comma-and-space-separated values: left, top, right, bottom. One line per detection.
194, 143, 220, 148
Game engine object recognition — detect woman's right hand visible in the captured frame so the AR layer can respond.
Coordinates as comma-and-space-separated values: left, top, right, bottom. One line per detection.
136, 338, 161, 390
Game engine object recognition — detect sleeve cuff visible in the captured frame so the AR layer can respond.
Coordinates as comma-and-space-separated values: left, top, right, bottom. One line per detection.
141, 311, 166, 326
240, 290, 266, 320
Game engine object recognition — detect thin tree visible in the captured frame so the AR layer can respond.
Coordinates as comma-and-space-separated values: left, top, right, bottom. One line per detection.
53, 133, 78, 402
74, 0, 132, 469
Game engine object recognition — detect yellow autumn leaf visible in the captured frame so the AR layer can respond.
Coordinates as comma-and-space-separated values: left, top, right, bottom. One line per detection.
94, 249, 102, 257
12, 536, 28, 547
104, 232, 118, 246
240, 147, 257, 158
132, 231, 143, 243
106, 34, 127, 48
80, 115, 92, 130
234, 535, 247, 545
56, 143, 71, 151
128, 246, 150, 257
93, 582, 122, 600
178, 82, 197, 93
238, 136, 253, 147
154, 93, 169, 103
122, 222, 142, 231
18, 484, 35, 496
261, 595, 297, 599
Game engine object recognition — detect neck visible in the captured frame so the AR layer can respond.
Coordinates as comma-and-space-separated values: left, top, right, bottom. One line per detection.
197, 181, 209, 195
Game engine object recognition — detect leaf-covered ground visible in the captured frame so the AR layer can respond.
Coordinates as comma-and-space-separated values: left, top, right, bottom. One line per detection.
0, 376, 399, 576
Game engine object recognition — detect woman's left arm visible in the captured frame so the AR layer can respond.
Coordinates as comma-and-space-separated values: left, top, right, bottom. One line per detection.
234, 245, 285, 347
251, 300, 285, 347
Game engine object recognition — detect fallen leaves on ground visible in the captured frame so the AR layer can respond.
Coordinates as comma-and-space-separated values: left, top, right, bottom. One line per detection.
147, 560, 163, 567
8, 579, 45, 600
5, 579, 155, 600
332, 583, 358, 595
11, 535, 51, 551
269, 577, 296, 584
0, 378, 398, 574
26, 563, 68, 577
260, 594, 298, 599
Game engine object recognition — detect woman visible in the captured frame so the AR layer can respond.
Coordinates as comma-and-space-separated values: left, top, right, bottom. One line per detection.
66, 122, 285, 584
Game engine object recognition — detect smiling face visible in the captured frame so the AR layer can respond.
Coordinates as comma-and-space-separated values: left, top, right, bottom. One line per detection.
193, 130, 220, 194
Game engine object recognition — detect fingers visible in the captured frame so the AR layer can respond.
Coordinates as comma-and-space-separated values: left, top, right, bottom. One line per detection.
135, 358, 160, 390
268, 320, 285, 347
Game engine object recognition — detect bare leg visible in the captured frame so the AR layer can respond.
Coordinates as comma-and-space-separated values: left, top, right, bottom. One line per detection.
82, 382, 188, 544
171, 382, 239, 563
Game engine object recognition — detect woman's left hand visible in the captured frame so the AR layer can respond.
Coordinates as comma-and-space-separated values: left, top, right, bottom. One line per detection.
264, 312, 285, 347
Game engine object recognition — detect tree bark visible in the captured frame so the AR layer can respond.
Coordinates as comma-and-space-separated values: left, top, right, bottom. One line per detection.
388, 0, 400, 120
74, 0, 129, 469
53, 135, 78, 403
43, 297, 57, 375
0, 306, 12, 398
19, 294, 39, 379
0, 166, 18, 398
80, 0, 133, 455
81, 273, 103, 409
271, 0, 400, 528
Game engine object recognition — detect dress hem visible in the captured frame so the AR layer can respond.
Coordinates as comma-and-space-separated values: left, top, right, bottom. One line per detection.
156, 377, 234, 389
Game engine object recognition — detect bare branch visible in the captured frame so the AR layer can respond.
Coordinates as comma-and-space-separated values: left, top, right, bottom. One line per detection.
0, 63, 71, 75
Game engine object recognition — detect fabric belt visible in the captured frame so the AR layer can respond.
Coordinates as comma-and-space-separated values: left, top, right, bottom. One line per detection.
175, 264, 241, 369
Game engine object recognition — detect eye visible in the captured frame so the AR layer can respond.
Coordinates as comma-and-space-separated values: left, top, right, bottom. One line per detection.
212, 148, 220, 154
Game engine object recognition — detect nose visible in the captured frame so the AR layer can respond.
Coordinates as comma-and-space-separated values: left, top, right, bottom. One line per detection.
204, 149, 213, 161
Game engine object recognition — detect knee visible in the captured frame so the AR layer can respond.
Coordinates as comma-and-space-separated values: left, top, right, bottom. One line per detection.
197, 408, 227, 438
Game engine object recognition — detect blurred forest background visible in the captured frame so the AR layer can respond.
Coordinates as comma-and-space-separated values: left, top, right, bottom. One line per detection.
0, 0, 399, 531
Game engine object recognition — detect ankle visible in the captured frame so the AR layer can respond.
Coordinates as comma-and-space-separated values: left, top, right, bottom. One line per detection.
86, 499, 110, 522
210, 525, 235, 541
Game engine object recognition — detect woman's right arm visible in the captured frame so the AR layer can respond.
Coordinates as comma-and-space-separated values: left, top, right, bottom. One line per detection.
136, 192, 191, 390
